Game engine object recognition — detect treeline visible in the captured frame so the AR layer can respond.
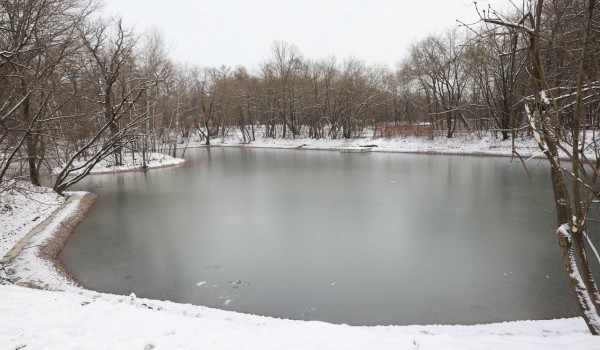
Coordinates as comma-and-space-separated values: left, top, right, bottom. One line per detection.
1, 0, 599, 194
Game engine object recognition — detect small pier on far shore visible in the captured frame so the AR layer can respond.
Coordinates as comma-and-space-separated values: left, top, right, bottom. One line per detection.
339, 147, 372, 153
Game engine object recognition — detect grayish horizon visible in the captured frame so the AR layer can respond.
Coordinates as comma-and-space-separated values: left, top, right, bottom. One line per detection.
101, 0, 507, 70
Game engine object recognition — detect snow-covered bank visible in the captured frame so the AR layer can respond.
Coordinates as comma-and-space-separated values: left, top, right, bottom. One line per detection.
0, 284, 598, 350
0, 183, 65, 259
0, 182, 90, 291
51, 152, 185, 176
3, 143, 600, 348
188, 133, 554, 159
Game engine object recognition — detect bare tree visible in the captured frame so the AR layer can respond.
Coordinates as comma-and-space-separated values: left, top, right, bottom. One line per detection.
407, 29, 472, 137
78, 17, 143, 166
467, 17, 527, 140
52, 18, 153, 193
0, 0, 96, 186
192, 66, 231, 145
232, 67, 257, 142
265, 41, 303, 138
483, 0, 600, 334
137, 29, 174, 165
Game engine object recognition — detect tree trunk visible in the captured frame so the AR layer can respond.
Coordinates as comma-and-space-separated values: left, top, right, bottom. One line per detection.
21, 86, 41, 186
26, 132, 40, 186
557, 226, 600, 334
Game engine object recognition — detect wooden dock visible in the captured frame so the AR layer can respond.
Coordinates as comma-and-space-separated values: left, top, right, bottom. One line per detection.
339, 147, 372, 153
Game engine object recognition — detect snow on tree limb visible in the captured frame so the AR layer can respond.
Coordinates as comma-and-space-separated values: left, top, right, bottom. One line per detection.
557, 224, 600, 334
525, 104, 548, 154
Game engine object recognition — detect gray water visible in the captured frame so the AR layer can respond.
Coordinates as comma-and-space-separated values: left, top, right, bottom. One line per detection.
61, 147, 579, 326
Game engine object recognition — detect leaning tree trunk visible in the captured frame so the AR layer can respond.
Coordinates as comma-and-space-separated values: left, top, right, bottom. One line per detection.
557, 226, 600, 334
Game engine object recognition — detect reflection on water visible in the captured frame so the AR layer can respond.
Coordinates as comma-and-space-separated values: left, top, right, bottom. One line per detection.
61, 148, 578, 326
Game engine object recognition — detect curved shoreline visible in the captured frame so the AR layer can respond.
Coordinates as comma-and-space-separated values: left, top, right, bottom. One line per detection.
197, 142, 542, 159
13, 143, 567, 326
51, 157, 186, 177
12, 159, 185, 290
37, 192, 97, 289
186, 137, 562, 164
37, 144, 549, 302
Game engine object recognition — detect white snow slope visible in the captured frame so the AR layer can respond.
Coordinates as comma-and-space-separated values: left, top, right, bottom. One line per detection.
0, 285, 597, 350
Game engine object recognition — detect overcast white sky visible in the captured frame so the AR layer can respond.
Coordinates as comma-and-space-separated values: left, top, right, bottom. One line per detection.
101, 0, 507, 70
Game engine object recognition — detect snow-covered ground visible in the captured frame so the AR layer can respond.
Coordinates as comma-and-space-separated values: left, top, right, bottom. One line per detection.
0, 183, 65, 258
51, 152, 185, 176
0, 181, 83, 290
2, 138, 600, 349
1, 284, 597, 350
187, 132, 552, 158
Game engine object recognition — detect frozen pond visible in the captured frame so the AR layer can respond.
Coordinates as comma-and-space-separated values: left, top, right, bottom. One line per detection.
61, 147, 578, 326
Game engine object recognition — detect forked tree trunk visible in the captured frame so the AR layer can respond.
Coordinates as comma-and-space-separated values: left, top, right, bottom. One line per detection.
528, 0, 600, 334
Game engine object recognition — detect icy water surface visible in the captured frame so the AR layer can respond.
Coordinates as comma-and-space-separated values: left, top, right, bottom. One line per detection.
61, 147, 579, 326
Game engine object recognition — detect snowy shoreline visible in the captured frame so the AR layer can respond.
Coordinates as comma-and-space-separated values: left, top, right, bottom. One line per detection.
194, 140, 539, 159
1, 152, 186, 291
185, 133, 544, 159
37, 192, 97, 289
51, 151, 186, 176
2, 138, 600, 348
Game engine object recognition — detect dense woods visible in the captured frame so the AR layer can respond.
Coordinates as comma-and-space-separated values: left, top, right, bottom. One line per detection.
3, 0, 600, 333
